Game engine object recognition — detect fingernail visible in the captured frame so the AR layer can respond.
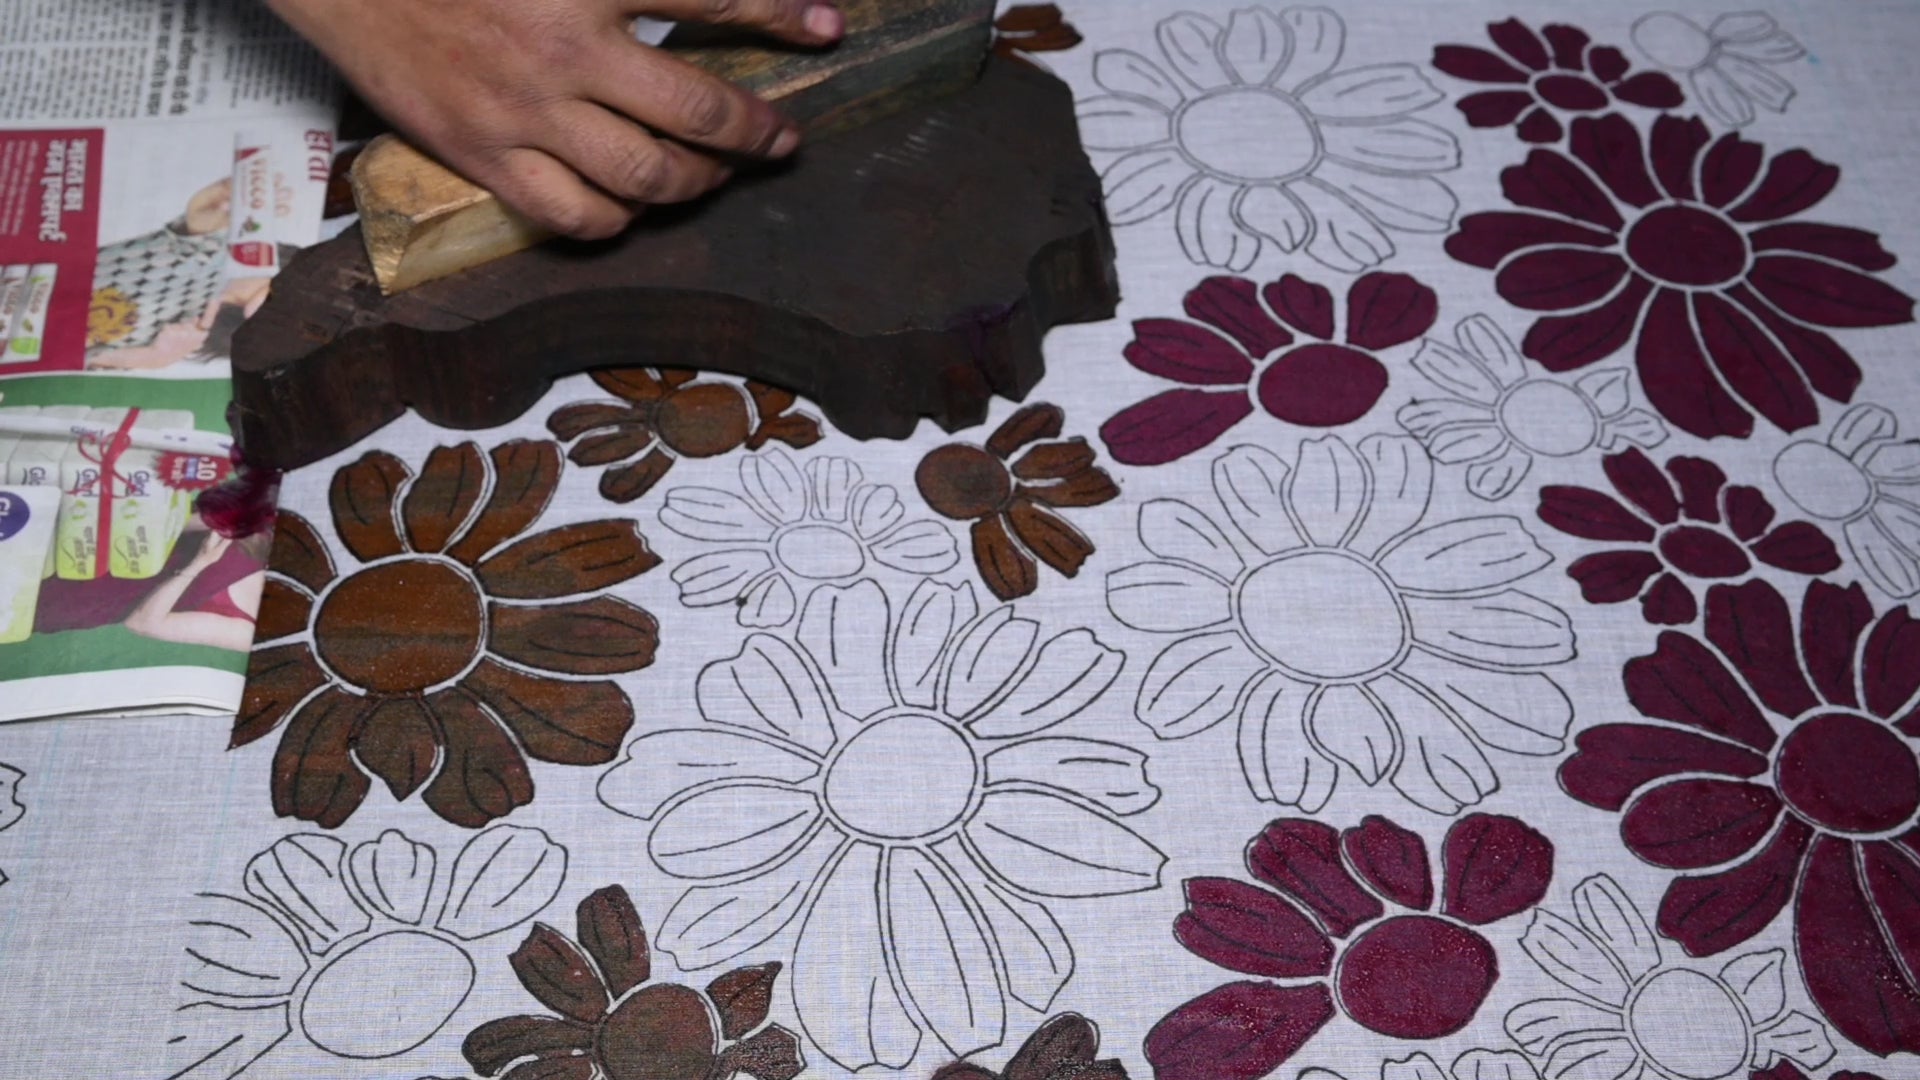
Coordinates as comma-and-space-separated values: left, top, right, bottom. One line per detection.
771, 125, 801, 157
804, 4, 843, 40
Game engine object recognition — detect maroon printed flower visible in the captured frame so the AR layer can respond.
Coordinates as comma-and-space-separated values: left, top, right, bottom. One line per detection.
1559, 578, 1920, 1057
1448, 113, 1916, 439
917, 403, 1119, 601
1434, 19, 1684, 143
464, 885, 804, 1080
1148, 814, 1552, 1080
1538, 448, 1839, 624
1101, 273, 1435, 465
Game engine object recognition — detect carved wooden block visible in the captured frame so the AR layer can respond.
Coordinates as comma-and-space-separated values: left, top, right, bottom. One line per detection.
354, 0, 997, 293
231, 57, 1118, 472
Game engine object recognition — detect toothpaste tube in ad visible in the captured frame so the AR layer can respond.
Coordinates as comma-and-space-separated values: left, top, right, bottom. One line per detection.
0, 486, 62, 644
107, 409, 196, 580
2, 264, 57, 364
227, 130, 281, 278
0, 405, 39, 472
0, 266, 28, 353
55, 407, 125, 580
4, 404, 86, 581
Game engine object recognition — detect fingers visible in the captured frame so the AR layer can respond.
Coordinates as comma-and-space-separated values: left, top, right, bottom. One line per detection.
479, 147, 637, 240
586, 39, 799, 158
631, 0, 844, 46
537, 102, 734, 205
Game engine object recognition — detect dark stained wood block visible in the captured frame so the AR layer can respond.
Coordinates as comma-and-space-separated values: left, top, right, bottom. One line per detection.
231, 58, 1118, 471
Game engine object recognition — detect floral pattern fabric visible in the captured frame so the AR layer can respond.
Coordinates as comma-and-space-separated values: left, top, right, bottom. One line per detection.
5, 5, 1920, 1080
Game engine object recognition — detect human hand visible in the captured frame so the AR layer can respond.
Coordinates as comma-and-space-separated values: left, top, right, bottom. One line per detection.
187, 534, 233, 570
266, 0, 845, 240
197, 277, 275, 329
183, 178, 233, 235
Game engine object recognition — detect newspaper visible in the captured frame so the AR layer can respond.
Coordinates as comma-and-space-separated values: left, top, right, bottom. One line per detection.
0, 0, 338, 720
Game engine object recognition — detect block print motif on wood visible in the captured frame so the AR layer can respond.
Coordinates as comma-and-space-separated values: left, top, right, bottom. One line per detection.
917, 403, 1121, 602
238, 440, 658, 829
545, 369, 823, 506
461, 884, 805, 1080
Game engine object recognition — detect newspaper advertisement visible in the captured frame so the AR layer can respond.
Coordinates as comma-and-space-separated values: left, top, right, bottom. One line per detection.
0, 0, 338, 719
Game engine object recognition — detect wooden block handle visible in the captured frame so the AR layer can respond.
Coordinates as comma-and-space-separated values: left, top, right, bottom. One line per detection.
350, 0, 995, 294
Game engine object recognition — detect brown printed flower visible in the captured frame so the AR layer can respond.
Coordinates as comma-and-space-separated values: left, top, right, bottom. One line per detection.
239, 439, 659, 829
1434, 19, 1684, 143
1538, 448, 1839, 625
548, 369, 822, 504
992, 4, 1083, 70
917, 403, 1119, 601
1448, 113, 1915, 439
464, 884, 804, 1080
932, 1014, 1127, 1080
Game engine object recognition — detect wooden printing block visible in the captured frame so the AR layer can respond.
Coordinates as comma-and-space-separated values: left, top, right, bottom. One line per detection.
354, 0, 1000, 294
230, 56, 1119, 471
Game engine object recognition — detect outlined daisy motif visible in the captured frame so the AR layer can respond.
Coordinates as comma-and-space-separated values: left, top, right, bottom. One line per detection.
1398, 314, 1668, 501
1080, 6, 1460, 272
241, 440, 659, 829
164, 825, 566, 1079
463, 884, 805, 1080
1107, 435, 1576, 816
0, 763, 19, 888
1300, 1049, 1560, 1080
1507, 874, 1835, 1080
659, 450, 959, 627
1773, 403, 1920, 598
1632, 12, 1805, 129
546, 368, 822, 504
1433, 18, 1683, 143
597, 579, 1164, 1070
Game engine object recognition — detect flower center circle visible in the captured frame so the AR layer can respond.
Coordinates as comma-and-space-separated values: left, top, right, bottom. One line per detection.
314, 559, 484, 693
824, 715, 979, 841
916, 444, 1013, 519
1257, 344, 1389, 427
654, 384, 750, 459
1656, 525, 1753, 579
1237, 550, 1407, 681
1498, 380, 1600, 456
597, 983, 719, 1080
773, 524, 866, 580
1774, 442, 1874, 520
1335, 915, 1497, 1039
1175, 89, 1319, 182
1632, 13, 1715, 71
1625, 205, 1751, 288
1627, 968, 1749, 1079
299, 931, 475, 1058
1776, 713, 1920, 835
1532, 73, 1610, 112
